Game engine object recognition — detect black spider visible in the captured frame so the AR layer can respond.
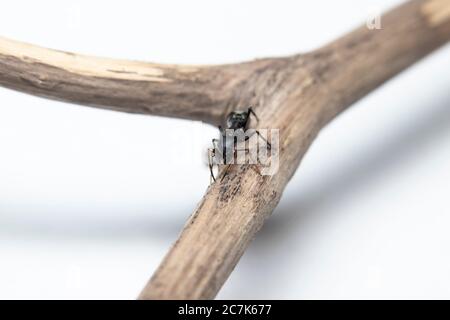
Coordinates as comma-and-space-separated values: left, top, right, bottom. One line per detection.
208, 107, 271, 182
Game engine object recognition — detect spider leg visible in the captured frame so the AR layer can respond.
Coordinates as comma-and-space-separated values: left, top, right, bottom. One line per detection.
209, 137, 225, 183
255, 130, 271, 150
238, 147, 263, 175
244, 107, 259, 131
220, 164, 231, 182
247, 108, 271, 151
248, 107, 260, 123
208, 148, 216, 182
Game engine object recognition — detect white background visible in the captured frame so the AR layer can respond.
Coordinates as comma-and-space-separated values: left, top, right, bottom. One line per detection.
1, 0, 450, 299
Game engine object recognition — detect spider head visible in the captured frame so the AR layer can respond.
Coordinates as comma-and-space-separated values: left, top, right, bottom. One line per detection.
226, 111, 248, 129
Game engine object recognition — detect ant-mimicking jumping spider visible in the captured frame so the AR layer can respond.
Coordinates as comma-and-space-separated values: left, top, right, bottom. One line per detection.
208, 107, 271, 182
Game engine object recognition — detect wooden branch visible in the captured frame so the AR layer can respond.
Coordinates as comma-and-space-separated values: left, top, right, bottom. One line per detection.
0, 37, 268, 124
0, 0, 449, 300
137, 0, 450, 299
